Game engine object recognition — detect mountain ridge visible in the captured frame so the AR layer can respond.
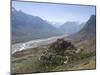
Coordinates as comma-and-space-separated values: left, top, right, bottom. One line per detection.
67, 15, 96, 50
12, 8, 62, 44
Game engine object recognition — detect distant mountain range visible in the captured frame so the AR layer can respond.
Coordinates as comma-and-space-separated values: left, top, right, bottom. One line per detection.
12, 7, 96, 47
60, 22, 85, 34
12, 8, 62, 43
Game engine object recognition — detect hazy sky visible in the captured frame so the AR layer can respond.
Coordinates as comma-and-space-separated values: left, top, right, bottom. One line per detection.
12, 1, 96, 24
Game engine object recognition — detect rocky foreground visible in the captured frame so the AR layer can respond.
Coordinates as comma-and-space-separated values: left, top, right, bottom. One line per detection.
11, 38, 96, 74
